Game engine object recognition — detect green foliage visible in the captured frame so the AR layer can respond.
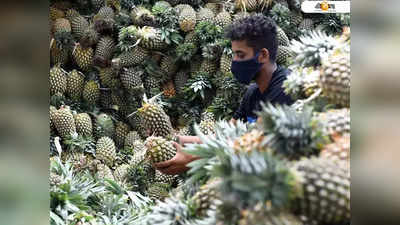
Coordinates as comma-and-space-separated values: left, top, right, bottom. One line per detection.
268, 3, 304, 40
176, 42, 198, 61
194, 21, 224, 46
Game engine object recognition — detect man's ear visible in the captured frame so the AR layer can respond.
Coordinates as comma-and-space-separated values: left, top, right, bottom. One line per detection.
258, 48, 270, 63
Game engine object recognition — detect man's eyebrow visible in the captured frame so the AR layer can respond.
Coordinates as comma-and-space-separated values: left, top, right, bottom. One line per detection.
234, 50, 245, 54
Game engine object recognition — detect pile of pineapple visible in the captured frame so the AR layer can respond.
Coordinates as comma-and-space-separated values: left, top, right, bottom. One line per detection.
49, 0, 350, 224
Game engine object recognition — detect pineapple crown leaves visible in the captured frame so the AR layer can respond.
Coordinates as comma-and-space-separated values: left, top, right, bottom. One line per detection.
212, 151, 298, 210
159, 27, 183, 45
317, 13, 351, 36
269, 3, 291, 30
184, 72, 213, 100
194, 21, 224, 46
184, 120, 249, 185
176, 42, 198, 61
201, 42, 223, 60
282, 67, 306, 100
290, 30, 343, 68
256, 103, 329, 160
62, 134, 96, 155
118, 25, 140, 52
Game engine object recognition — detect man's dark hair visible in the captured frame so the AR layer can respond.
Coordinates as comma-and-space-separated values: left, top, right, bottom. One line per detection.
225, 14, 278, 62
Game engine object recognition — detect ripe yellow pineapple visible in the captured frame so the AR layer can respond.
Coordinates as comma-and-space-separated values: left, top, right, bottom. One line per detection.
50, 65, 67, 96
74, 113, 93, 137
83, 80, 100, 106
53, 106, 76, 138
72, 43, 93, 71
137, 100, 173, 138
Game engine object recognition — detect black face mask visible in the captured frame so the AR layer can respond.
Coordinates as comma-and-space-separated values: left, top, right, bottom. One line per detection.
231, 52, 263, 85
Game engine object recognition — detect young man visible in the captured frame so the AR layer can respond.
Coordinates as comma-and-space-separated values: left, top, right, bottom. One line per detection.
154, 14, 294, 175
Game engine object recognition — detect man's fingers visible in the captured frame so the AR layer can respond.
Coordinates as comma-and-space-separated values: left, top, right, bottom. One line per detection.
158, 166, 175, 175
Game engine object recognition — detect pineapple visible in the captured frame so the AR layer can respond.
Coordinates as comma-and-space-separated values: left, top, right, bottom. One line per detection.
80, 23, 100, 48
50, 7, 65, 21
65, 8, 80, 21
96, 162, 115, 180
66, 69, 85, 102
154, 169, 176, 184
178, 6, 196, 32
319, 52, 350, 108
146, 182, 170, 200
93, 6, 115, 34
137, 100, 173, 138
53, 106, 76, 138
49, 173, 62, 187
91, 0, 105, 11
276, 26, 289, 47
72, 43, 93, 71
113, 163, 130, 182
114, 121, 130, 148
299, 18, 314, 32
124, 131, 142, 148
204, 3, 220, 14
198, 117, 215, 135
50, 65, 67, 95
235, 0, 259, 12
320, 135, 350, 167
214, 9, 231, 29
50, 40, 69, 66
100, 89, 113, 109
50, 106, 58, 134
94, 36, 116, 68
131, 6, 156, 27
96, 137, 117, 167
145, 136, 177, 163
69, 13, 89, 40
232, 130, 266, 154
290, 12, 303, 26
82, 80, 100, 106
98, 67, 117, 88
120, 67, 144, 94
136, 26, 168, 50
160, 55, 178, 78
192, 178, 222, 217
276, 45, 294, 66
199, 59, 218, 75
317, 108, 350, 138
144, 75, 161, 98
239, 207, 302, 225
52, 18, 72, 47
220, 53, 232, 74
74, 113, 93, 137
111, 46, 150, 69
196, 7, 214, 24
291, 157, 350, 225
94, 113, 115, 139
162, 80, 176, 98
174, 70, 189, 94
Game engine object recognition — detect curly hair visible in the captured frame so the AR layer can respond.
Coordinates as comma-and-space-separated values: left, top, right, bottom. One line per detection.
225, 14, 278, 62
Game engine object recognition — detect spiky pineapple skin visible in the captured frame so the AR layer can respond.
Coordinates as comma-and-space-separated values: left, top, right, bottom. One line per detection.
146, 182, 170, 200
145, 136, 176, 163
291, 157, 350, 225
83, 80, 100, 106
114, 121, 130, 148
96, 137, 117, 167
277, 45, 294, 66
96, 162, 115, 180
124, 131, 142, 148
139, 103, 173, 138
277, 26, 289, 46
192, 178, 222, 217
113, 163, 130, 182
50, 65, 67, 96
233, 130, 266, 154
199, 59, 218, 75
53, 107, 76, 138
179, 6, 196, 32
197, 7, 214, 24
214, 11, 231, 29
72, 44, 93, 71
74, 113, 93, 137
320, 54, 350, 108
112, 46, 150, 69
94, 36, 116, 67
70, 13, 89, 40
50, 42, 69, 66
317, 108, 350, 137
131, 6, 156, 27
220, 53, 232, 74
154, 169, 176, 184
66, 69, 85, 101
320, 135, 350, 167
136, 26, 168, 50
160, 55, 178, 78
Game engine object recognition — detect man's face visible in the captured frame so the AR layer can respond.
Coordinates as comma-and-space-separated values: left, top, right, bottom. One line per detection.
231, 40, 255, 61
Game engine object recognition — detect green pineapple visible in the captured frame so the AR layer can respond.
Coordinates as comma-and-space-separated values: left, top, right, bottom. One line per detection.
199, 59, 218, 75
111, 46, 150, 69
299, 18, 314, 32
146, 182, 170, 200
204, 3, 220, 14
232, 11, 250, 22
198, 115, 216, 135
93, 6, 115, 34
319, 51, 350, 108
120, 67, 144, 94
290, 11, 303, 26
291, 157, 350, 224
220, 53, 232, 74
65, 9, 80, 21
49, 172, 62, 187
160, 55, 178, 78
66, 69, 85, 102
131, 6, 156, 27
74, 113, 93, 137
145, 136, 176, 163
154, 170, 176, 184
50, 106, 58, 135
50, 65, 67, 96
196, 7, 214, 24
100, 89, 113, 109
276, 45, 294, 66
98, 67, 118, 89
114, 121, 130, 148
53, 106, 76, 138
276, 26, 289, 47
50, 40, 69, 66
320, 135, 350, 167
124, 132, 143, 149
202, 43, 221, 61
96, 136, 116, 167
80, 23, 100, 48
94, 113, 115, 139
178, 6, 196, 32
50, 6, 65, 21
239, 207, 302, 225
113, 163, 130, 182
137, 99, 173, 138
126, 159, 155, 192
82, 80, 100, 106
135, 26, 168, 50
91, 0, 104, 11
72, 43, 93, 71
69, 12, 89, 40
94, 36, 116, 68
256, 103, 328, 160
52, 18, 73, 48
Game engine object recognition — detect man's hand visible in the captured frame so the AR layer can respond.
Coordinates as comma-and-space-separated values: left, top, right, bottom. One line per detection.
153, 142, 199, 175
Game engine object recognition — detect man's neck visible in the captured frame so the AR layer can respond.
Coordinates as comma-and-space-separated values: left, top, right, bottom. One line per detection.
256, 62, 277, 93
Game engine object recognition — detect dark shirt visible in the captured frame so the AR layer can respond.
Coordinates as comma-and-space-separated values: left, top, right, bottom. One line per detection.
233, 65, 294, 122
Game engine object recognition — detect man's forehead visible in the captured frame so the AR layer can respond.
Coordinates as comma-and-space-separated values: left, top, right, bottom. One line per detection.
232, 40, 251, 50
